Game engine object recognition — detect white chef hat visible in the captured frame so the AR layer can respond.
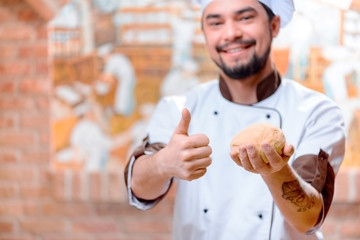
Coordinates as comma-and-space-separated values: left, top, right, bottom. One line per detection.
193, 0, 295, 28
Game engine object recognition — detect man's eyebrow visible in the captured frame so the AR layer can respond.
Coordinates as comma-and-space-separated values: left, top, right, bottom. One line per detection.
205, 6, 257, 21
234, 7, 257, 16
205, 13, 222, 21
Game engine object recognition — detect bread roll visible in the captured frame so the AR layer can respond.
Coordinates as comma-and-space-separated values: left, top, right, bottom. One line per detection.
230, 123, 285, 163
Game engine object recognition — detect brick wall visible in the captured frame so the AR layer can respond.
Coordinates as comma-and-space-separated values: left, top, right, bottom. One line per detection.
323, 168, 360, 240
0, 1, 175, 239
0, 1, 359, 240
0, 0, 53, 238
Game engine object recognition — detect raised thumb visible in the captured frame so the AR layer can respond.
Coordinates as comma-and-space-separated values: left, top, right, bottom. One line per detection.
174, 108, 191, 135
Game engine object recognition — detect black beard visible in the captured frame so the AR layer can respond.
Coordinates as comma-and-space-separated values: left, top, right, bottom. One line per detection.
214, 45, 271, 79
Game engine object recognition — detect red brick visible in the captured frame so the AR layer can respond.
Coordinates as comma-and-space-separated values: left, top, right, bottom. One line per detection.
72, 220, 119, 233
52, 0, 72, 7
123, 219, 172, 234
0, 237, 36, 240
0, 61, 31, 77
0, 131, 35, 148
36, 60, 49, 74
356, 171, 360, 202
147, 201, 174, 216
39, 170, 52, 187
89, 172, 102, 201
337, 238, 360, 240
24, 0, 57, 21
0, 150, 17, 163
0, 82, 15, 94
39, 130, 50, 146
23, 201, 42, 216
0, 6, 14, 23
36, 26, 48, 40
98, 237, 157, 240
52, 171, 66, 200
147, 237, 171, 240
17, 9, 39, 22
18, 44, 48, 58
0, 201, 37, 216
322, 219, 338, 235
0, 45, 16, 58
36, 95, 50, 111
0, 24, 33, 41
165, 181, 177, 201
0, 115, 15, 129
95, 203, 143, 217
20, 113, 49, 129
334, 170, 349, 202
0, 202, 23, 215
20, 184, 50, 198
20, 219, 66, 234
0, 184, 17, 198
21, 150, 49, 164
326, 202, 360, 219
41, 202, 91, 217
0, 0, 23, 5
71, 172, 86, 201
42, 173, 55, 192
0, 166, 35, 182
322, 236, 341, 240
0, 97, 35, 111
19, 77, 51, 94
0, 0, 23, 7
0, 220, 14, 233
44, 237, 92, 240
341, 219, 360, 237
98, 237, 170, 240
108, 172, 126, 202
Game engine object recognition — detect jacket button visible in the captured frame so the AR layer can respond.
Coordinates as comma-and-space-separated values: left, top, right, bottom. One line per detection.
204, 208, 208, 213
258, 213, 263, 219
266, 114, 271, 119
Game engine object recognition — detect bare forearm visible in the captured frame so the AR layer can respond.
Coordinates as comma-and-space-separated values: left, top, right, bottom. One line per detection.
131, 152, 172, 201
262, 164, 322, 233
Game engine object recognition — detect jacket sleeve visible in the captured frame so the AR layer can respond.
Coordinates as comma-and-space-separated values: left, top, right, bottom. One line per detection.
124, 136, 171, 210
124, 96, 185, 210
292, 97, 346, 233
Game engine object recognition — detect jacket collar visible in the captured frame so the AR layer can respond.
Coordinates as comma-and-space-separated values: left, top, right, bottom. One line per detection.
219, 70, 281, 103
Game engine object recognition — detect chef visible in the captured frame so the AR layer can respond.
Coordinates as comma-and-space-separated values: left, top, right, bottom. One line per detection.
124, 0, 346, 239
97, 43, 136, 117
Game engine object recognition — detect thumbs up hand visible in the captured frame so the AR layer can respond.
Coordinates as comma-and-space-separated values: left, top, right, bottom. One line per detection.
173, 107, 192, 135
157, 108, 212, 181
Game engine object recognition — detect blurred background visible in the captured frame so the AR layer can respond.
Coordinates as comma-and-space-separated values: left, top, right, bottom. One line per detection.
0, 0, 359, 239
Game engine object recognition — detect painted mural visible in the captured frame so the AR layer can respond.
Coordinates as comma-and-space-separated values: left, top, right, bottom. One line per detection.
50, 0, 360, 172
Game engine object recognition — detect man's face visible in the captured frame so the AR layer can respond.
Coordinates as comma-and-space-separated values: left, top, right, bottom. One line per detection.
202, 0, 279, 79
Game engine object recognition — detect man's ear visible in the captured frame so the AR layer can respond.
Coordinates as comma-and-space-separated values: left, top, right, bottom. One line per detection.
271, 15, 281, 38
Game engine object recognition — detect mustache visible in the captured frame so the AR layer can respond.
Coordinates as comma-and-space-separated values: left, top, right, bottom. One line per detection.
216, 39, 256, 52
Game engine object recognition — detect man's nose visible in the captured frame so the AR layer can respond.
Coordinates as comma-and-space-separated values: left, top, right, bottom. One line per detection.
224, 21, 242, 41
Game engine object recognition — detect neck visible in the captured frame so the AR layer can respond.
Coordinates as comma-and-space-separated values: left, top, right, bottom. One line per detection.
220, 61, 275, 105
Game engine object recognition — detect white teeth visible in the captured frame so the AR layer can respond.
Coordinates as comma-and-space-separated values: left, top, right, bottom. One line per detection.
228, 48, 243, 53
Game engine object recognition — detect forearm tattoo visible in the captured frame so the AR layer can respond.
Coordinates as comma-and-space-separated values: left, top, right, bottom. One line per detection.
281, 180, 315, 212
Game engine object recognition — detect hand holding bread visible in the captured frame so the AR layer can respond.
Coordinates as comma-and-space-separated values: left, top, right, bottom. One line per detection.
230, 123, 293, 175
230, 122, 286, 163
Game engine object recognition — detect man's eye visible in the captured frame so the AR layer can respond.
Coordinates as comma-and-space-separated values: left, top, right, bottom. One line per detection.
210, 21, 222, 26
238, 15, 254, 21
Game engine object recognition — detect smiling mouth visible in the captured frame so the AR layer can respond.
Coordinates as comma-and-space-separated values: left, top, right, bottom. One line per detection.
227, 47, 245, 53
216, 39, 256, 53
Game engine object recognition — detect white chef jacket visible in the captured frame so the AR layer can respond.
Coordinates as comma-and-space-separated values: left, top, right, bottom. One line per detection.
126, 78, 345, 240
